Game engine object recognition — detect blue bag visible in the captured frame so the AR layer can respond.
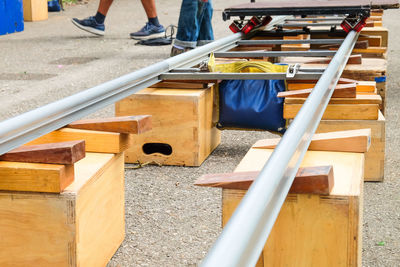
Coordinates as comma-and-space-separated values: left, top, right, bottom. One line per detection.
218, 79, 286, 133
48, 0, 61, 12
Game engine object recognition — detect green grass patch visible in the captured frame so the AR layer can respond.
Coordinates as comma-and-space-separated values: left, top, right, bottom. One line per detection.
62, 0, 78, 4
376, 241, 385, 246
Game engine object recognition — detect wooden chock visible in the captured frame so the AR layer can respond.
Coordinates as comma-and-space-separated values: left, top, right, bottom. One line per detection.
195, 165, 334, 195
67, 115, 152, 134
253, 129, 371, 153
0, 140, 85, 164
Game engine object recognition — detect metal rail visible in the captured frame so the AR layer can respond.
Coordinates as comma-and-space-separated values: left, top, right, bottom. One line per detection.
285, 17, 344, 22
275, 22, 342, 27
0, 16, 297, 156
201, 30, 359, 267
214, 50, 337, 58
238, 39, 344, 45
160, 72, 324, 81
0, 33, 240, 155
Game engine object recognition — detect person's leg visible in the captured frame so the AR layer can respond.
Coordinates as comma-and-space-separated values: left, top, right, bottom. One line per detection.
130, 0, 165, 39
171, 0, 200, 56
141, 0, 157, 21
197, 0, 214, 46
97, 0, 114, 17
71, 0, 114, 36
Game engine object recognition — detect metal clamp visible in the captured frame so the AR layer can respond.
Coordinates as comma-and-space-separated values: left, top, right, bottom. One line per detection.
286, 64, 300, 78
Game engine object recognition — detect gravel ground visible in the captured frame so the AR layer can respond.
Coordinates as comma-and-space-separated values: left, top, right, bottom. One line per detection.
0, 1, 399, 266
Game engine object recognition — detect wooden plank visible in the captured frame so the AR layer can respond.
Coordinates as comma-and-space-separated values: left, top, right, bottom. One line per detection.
279, 83, 357, 98
0, 140, 85, 164
301, 54, 362, 65
67, 115, 151, 134
253, 129, 371, 153
321, 41, 369, 49
316, 111, 385, 182
358, 35, 382, 47
196, 165, 334, 194
284, 94, 382, 105
0, 161, 74, 193
356, 81, 377, 92
361, 27, 388, 47
284, 104, 379, 120
287, 80, 376, 93
352, 46, 387, 54
26, 128, 133, 154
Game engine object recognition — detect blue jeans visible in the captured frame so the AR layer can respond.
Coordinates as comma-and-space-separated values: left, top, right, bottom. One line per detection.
174, 0, 214, 49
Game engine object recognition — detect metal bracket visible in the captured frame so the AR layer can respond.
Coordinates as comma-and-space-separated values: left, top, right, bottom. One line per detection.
341, 12, 370, 33
286, 64, 300, 78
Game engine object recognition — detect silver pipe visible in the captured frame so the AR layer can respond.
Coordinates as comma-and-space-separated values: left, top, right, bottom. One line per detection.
160, 72, 324, 80
0, 33, 241, 155
0, 15, 289, 155
214, 50, 337, 58
285, 17, 344, 22
201, 30, 359, 267
276, 22, 342, 27
238, 39, 344, 45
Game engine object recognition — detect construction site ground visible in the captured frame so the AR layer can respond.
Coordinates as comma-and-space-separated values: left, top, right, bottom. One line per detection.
0, 0, 399, 266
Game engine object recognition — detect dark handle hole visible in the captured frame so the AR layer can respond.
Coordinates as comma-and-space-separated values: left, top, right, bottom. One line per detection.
142, 143, 173, 156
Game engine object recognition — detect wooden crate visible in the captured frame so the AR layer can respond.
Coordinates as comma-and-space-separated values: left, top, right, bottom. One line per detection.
22, 0, 48, 21
115, 85, 220, 166
0, 152, 125, 266
317, 111, 385, 182
223, 148, 364, 267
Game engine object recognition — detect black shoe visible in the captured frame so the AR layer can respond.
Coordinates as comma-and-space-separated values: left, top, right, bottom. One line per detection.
71, 16, 105, 36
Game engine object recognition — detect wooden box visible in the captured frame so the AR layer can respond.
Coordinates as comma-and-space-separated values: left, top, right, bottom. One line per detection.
223, 147, 364, 267
317, 111, 385, 182
115, 85, 220, 166
0, 152, 125, 266
23, 0, 48, 21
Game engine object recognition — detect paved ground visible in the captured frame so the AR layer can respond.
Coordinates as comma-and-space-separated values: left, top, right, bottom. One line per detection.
0, 1, 399, 266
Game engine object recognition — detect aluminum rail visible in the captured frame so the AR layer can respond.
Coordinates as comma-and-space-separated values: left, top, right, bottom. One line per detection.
201, 30, 359, 267
0, 15, 289, 156
238, 39, 344, 45
275, 22, 342, 27
285, 17, 344, 22
0, 33, 240, 155
160, 72, 324, 81
214, 50, 337, 58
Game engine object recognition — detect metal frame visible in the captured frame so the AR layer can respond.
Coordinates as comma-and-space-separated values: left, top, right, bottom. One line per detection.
238, 39, 344, 45
214, 50, 337, 58
0, 15, 294, 156
201, 30, 359, 267
275, 22, 342, 27
0, 33, 243, 155
285, 17, 345, 22
160, 72, 323, 81
223, 6, 370, 20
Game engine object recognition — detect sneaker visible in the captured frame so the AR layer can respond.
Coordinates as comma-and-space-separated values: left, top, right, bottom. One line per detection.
71, 16, 105, 36
170, 46, 193, 57
130, 22, 165, 40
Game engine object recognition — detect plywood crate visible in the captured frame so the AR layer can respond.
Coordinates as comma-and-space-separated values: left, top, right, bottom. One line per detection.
22, 0, 48, 21
223, 147, 364, 267
115, 85, 220, 166
316, 111, 385, 182
0, 152, 125, 266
